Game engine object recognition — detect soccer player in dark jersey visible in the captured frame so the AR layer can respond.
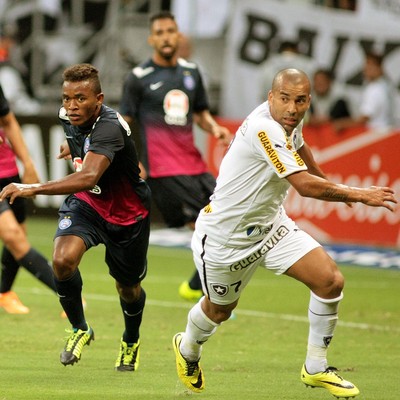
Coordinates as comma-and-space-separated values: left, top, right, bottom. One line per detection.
0, 64, 151, 371
0, 84, 58, 314
120, 11, 231, 301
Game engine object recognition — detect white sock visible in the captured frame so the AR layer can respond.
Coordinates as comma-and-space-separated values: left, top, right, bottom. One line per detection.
180, 298, 220, 361
305, 291, 343, 374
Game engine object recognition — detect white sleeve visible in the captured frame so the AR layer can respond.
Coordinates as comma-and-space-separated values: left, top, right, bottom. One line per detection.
251, 120, 307, 178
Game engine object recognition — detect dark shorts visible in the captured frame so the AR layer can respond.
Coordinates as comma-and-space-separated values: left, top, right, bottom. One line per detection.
147, 173, 216, 228
54, 195, 150, 286
0, 175, 26, 223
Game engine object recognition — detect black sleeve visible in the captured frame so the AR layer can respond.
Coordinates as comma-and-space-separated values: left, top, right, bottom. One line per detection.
89, 120, 125, 163
119, 72, 142, 119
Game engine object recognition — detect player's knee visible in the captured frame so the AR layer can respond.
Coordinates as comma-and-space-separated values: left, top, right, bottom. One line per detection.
116, 282, 141, 303
52, 251, 79, 279
213, 308, 233, 323
204, 300, 236, 324
332, 268, 344, 293
323, 261, 344, 297
2, 224, 27, 251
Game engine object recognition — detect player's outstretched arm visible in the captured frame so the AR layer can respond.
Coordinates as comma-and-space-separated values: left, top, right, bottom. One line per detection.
287, 171, 397, 211
0, 151, 111, 204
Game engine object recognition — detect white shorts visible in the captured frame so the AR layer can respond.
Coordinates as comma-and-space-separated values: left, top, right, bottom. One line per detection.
192, 212, 320, 305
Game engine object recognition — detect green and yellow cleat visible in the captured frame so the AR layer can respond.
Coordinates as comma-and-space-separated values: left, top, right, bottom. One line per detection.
60, 324, 94, 366
115, 339, 140, 372
301, 364, 360, 398
173, 332, 204, 393
178, 281, 203, 302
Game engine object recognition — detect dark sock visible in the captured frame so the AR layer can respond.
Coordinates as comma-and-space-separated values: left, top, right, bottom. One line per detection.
54, 269, 87, 330
1, 247, 20, 293
18, 248, 57, 292
120, 288, 146, 344
188, 269, 202, 291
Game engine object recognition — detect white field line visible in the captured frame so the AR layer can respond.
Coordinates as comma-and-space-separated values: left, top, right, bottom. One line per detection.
19, 287, 400, 333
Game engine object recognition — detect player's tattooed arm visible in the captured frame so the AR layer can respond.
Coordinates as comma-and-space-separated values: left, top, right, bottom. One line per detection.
287, 172, 396, 211
320, 187, 349, 202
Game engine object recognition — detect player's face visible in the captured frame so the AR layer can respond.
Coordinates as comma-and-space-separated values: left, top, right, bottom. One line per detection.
62, 80, 103, 126
148, 17, 179, 61
363, 57, 381, 81
313, 72, 331, 96
268, 77, 311, 134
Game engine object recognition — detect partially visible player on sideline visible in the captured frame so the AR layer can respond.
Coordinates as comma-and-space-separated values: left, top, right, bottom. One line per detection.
0, 83, 58, 314
172, 69, 397, 397
120, 11, 231, 302
0, 64, 151, 372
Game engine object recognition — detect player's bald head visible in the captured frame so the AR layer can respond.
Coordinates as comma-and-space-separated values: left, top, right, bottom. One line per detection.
272, 69, 311, 94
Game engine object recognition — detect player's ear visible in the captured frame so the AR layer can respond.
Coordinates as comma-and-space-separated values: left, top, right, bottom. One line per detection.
96, 93, 104, 105
147, 35, 154, 47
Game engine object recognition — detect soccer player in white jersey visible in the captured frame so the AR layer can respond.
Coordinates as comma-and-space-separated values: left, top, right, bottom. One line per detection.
173, 69, 397, 398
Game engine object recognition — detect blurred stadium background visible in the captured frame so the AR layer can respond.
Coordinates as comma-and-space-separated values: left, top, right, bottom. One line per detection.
0, 0, 399, 259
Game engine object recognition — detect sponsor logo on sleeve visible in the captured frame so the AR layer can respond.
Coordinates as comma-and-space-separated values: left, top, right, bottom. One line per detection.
73, 157, 83, 172
257, 131, 286, 174
203, 203, 212, 213
293, 150, 305, 166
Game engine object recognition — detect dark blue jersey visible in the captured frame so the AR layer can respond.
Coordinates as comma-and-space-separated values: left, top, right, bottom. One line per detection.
58, 104, 150, 225
120, 58, 210, 177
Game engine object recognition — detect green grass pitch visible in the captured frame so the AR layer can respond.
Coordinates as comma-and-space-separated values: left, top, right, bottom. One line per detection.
0, 217, 398, 399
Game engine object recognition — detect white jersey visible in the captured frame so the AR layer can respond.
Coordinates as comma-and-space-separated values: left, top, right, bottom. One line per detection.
197, 102, 307, 246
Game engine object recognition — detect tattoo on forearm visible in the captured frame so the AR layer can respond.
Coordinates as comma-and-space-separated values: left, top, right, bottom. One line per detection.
321, 188, 349, 201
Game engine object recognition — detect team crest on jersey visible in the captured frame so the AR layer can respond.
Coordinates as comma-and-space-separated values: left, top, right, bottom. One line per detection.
211, 283, 228, 297
183, 72, 195, 90
239, 120, 248, 136
83, 136, 90, 154
59, 217, 72, 230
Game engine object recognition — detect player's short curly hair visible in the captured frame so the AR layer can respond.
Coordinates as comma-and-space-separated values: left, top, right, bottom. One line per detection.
62, 63, 102, 94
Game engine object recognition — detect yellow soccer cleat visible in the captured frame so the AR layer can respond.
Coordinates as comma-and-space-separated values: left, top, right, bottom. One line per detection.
301, 364, 360, 398
115, 339, 140, 372
178, 281, 203, 302
173, 332, 204, 393
60, 324, 94, 366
